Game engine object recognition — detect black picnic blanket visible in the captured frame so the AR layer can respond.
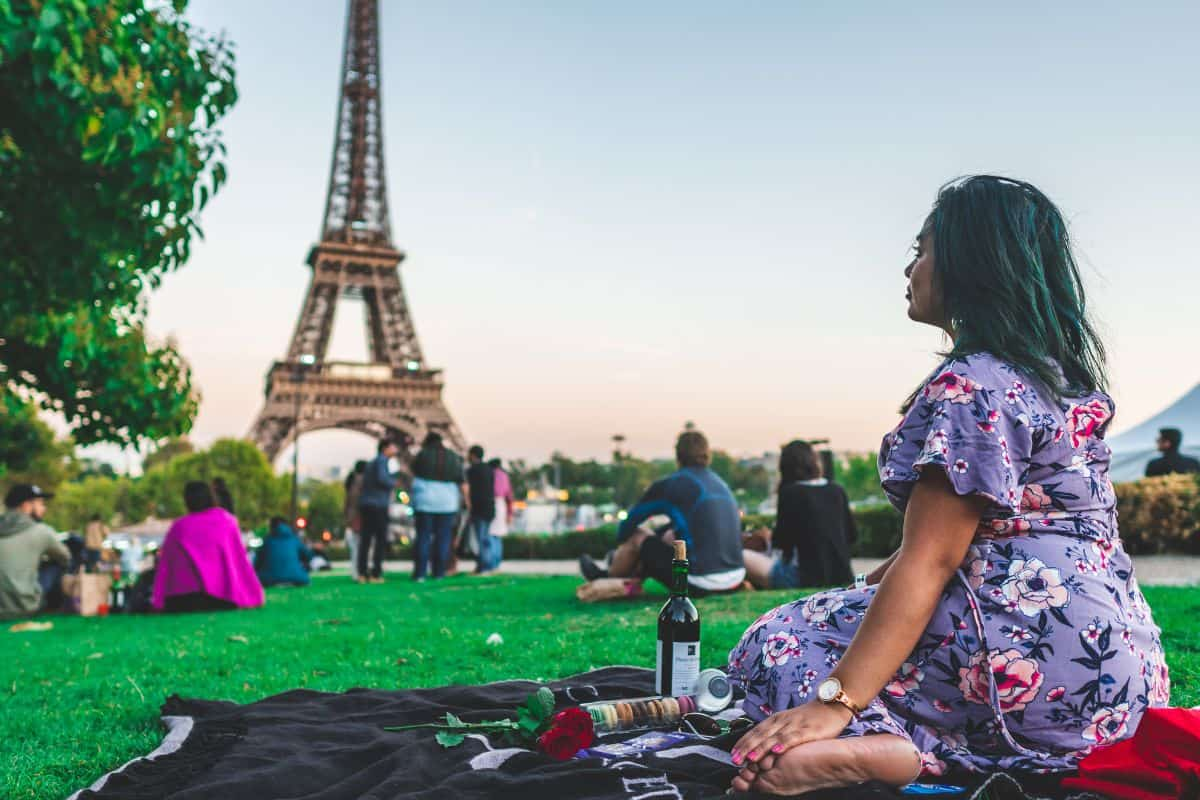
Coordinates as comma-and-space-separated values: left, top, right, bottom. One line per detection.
71, 667, 1098, 800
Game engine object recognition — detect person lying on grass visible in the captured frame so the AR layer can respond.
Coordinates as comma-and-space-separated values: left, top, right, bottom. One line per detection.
725, 175, 1169, 796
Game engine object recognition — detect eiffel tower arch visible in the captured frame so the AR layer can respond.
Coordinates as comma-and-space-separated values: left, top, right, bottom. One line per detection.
249, 0, 464, 463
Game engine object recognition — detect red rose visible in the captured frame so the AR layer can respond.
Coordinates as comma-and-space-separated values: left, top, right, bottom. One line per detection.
552, 707, 594, 743
538, 725, 584, 760
537, 708, 594, 759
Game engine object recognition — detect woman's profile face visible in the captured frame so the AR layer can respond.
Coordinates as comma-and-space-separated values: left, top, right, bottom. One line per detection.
904, 229, 946, 330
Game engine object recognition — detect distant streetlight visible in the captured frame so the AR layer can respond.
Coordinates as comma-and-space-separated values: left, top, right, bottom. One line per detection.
290, 354, 317, 522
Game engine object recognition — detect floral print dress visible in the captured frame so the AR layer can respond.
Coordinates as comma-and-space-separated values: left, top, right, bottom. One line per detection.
727, 353, 1169, 775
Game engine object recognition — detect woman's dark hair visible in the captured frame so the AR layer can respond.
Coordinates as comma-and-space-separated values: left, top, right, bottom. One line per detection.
211, 476, 234, 513
422, 431, 443, 449
344, 460, 368, 490
183, 481, 216, 514
921, 175, 1107, 403
269, 516, 288, 535
779, 440, 822, 487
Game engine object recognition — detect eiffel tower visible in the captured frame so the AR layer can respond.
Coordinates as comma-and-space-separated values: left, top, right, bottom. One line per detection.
249, 0, 463, 462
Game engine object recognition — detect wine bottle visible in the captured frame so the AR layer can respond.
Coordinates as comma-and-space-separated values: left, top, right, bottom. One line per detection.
656, 540, 701, 696
109, 564, 124, 614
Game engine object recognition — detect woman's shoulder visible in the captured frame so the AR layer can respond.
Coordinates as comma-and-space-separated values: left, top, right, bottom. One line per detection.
919, 352, 1044, 409
929, 351, 1020, 385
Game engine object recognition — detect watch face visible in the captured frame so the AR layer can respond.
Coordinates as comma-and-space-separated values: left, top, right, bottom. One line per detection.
817, 678, 841, 702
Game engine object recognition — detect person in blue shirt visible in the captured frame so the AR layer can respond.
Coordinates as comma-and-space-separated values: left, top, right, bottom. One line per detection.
357, 438, 399, 583
580, 430, 745, 595
254, 517, 314, 587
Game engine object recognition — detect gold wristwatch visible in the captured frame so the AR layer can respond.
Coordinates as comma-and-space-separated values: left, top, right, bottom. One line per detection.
816, 676, 865, 717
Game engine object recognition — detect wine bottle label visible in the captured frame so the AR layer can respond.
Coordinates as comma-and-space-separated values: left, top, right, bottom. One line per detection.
656, 640, 701, 696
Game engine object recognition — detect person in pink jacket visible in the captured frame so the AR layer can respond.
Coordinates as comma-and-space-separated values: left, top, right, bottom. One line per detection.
488, 458, 515, 537
152, 481, 264, 613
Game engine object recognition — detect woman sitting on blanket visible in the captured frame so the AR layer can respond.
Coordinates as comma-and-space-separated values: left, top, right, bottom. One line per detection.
726, 176, 1169, 796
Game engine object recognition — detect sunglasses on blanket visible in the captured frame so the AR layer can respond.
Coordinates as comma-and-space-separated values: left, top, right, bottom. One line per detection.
677, 713, 753, 737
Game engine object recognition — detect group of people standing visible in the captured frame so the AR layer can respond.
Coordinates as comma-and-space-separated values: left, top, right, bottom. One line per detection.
342, 433, 514, 583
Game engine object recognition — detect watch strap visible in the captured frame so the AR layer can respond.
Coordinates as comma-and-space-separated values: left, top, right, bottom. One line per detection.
828, 688, 865, 717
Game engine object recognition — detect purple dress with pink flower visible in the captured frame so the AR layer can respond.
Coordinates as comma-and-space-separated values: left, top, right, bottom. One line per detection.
727, 353, 1169, 775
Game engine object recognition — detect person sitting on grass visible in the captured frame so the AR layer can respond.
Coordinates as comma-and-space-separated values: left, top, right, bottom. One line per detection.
0, 484, 70, 619
742, 440, 856, 590
579, 429, 745, 595
151, 481, 264, 613
725, 176, 1169, 796
254, 517, 314, 587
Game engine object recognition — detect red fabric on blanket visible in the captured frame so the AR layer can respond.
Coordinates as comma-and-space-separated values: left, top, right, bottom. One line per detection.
1062, 708, 1200, 800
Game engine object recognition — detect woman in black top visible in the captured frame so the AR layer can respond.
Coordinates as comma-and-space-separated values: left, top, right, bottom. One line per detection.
744, 441, 856, 589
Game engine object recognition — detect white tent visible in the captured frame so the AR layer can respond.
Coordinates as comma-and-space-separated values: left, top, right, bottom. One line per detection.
1106, 383, 1200, 483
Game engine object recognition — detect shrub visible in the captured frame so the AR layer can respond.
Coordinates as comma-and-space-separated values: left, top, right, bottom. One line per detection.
319, 526, 622, 563
502, 526, 619, 559
1114, 475, 1200, 555
317, 476, 1200, 563
850, 504, 904, 557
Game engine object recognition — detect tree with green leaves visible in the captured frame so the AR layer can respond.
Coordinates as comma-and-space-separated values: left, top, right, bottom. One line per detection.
142, 436, 194, 472
0, 400, 76, 489
154, 439, 289, 530
300, 479, 345, 537
837, 452, 885, 504
44, 474, 129, 532
0, 0, 236, 447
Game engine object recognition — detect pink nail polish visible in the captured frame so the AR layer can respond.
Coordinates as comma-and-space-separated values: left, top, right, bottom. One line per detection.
772, 744, 785, 753
748, 750, 758, 760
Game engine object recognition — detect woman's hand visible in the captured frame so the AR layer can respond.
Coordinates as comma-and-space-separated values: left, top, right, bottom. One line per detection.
731, 701, 853, 767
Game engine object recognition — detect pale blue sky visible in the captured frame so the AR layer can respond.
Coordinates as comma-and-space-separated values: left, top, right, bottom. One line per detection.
124, 0, 1200, 471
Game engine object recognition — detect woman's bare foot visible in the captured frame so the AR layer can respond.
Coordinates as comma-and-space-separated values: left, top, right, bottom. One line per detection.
730, 734, 920, 796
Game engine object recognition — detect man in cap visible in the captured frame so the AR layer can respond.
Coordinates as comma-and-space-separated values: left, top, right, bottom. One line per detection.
0, 484, 70, 618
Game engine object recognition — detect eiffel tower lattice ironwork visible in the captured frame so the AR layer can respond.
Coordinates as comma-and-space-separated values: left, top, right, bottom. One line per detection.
249, 0, 463, 462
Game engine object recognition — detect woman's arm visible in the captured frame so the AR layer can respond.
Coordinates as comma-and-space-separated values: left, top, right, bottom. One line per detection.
830, 470, 983, 711
864, 551, 897, 585
732, 469, 984, 762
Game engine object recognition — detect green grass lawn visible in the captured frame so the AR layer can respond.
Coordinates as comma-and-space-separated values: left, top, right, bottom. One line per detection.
3, 575, 1198, 800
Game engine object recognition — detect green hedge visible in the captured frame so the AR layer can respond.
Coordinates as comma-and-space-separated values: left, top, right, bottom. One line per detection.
1113, 475, 1200, 555
749, 477, 1200, 557
314, 477, 1200, 562
317, 526, 621, 563
851, 504, 904, 557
